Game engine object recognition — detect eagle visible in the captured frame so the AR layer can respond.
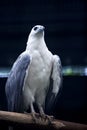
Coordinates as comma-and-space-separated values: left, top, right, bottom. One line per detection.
5, 25, 62, 119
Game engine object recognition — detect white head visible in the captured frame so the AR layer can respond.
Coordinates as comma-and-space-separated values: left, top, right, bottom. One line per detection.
28, 25, 45, 40
26, 25, 46, 50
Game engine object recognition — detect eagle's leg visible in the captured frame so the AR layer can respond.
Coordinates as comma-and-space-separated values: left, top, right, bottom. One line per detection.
38, 104, 54, 122
30, 102, 37, 120
38, 104, 44, 115
30, 102, 46, 124
30, 102, 35, 113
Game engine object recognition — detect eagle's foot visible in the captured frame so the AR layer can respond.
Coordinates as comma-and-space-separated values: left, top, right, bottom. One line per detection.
39, 113, 54, 123
31, 112, 54, 124
31, 112, 38, 123
31, 112, 44, 124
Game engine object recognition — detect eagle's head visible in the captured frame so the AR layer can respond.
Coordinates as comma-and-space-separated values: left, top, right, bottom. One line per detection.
29, 25, 45, 38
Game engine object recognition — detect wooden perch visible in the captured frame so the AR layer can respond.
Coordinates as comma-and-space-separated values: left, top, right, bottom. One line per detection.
0, 111, 87, 130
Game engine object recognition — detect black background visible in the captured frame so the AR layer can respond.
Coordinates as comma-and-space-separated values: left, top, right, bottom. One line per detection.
0, 0, 87, 67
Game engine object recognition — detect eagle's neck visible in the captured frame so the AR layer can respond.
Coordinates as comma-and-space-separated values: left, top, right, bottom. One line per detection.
26, 36, 48, 52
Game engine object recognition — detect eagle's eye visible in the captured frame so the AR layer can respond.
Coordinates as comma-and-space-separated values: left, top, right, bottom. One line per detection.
34, 26, 38, 31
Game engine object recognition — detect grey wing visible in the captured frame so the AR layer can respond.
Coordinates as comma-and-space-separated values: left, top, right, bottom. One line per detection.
5, 52, 30, 112
45, 55, 62, 113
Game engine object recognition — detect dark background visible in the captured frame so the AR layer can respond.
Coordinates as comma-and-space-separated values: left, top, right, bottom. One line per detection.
0, 0, 87, 67
0, 0, 87, 126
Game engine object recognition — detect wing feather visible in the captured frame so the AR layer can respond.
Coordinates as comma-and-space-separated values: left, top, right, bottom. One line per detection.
45, 55, 62, 114
5, 52, 30, 112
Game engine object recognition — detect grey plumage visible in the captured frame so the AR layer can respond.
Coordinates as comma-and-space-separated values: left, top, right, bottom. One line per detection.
5, 53, 30, 112
45, 56, 62, 113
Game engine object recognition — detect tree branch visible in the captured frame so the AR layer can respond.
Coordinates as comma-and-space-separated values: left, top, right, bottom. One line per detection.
0, 111, 87, 130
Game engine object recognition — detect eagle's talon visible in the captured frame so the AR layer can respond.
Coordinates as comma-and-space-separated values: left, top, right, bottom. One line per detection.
31, 112, 39, 123
39, 113, 54, 123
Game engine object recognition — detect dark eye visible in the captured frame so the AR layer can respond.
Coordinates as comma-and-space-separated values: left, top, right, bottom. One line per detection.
34, 26, 38, 31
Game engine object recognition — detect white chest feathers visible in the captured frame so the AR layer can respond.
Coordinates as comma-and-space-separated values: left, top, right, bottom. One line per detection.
26, 49, 53, 88
23, 49, 53, 109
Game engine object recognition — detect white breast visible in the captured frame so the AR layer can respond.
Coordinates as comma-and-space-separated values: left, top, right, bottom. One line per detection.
23, 35, 54, 110
23, 49, 53, 109
27, 50, 52, 90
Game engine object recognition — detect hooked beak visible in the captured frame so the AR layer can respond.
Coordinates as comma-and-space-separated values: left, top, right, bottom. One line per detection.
39, 26, 45, 32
